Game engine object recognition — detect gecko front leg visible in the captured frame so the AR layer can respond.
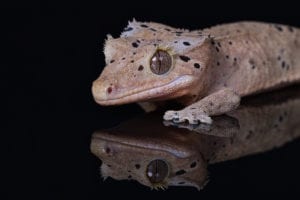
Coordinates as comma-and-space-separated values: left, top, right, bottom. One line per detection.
163, 88, 240, 124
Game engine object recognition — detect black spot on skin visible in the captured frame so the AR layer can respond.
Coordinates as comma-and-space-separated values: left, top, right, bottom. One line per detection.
190, 162, 197, 168
165, 28, 171, 31
107, 164, 112, 167
246, 130, 254, 140
215, 47, 220, 52
122, 57, 126, 60
130, 60, 134, 63
211, 40, 215, 45
105, 147, 111, 153
209, 101, 214, 106
175, 31, 182, 36
138, 65, 144, 71
229, 41, 233, 45
279, 115, 283, 122
277, 56, 281, 61
288, 26, 294, 32
124, 27, 133, 32
178, 182, 185, 185
213, 141, 217, 146
132, 42, 138, 48
281, 61, 286, 68
110, 60, 115, 63
107, 87, 112, 94
226, 55, 229, 59
217, 61, 220, 66
245, 41, 249, 44
194, 63, 200, 69
275, 25, 283, 32
128, 175, 132, 179
136, 40, 141, 43
179, 55, 190, 62
128, 170, 131, 173
174, 41, 178, 43
140, 24, 148, 28
175, 170, 186, 176
234, 57, 237, 62
183, 41, 191, 46
135, 164, 141, 169
217, 42, 221, 47
262, 61, 266, 65
249, 59, 255, 69
150, 28, 157, 32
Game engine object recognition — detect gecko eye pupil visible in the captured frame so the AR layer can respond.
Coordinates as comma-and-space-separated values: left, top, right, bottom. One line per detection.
146, 159, 169, 184
150, 50, 172, 75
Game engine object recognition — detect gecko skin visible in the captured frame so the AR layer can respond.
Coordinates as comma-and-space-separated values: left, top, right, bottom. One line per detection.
92, 20, 300, 124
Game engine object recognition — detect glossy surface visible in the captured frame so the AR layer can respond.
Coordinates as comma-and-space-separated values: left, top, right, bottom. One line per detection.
91, 85, 300, 190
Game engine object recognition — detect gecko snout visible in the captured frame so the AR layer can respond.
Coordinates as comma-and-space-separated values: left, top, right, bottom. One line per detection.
92, 79, 114, 104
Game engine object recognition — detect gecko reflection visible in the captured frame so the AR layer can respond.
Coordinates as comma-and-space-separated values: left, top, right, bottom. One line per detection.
91, 86, 300, 190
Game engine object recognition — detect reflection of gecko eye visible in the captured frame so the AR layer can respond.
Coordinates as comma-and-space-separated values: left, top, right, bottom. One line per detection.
146, 159, 169, 184
150, 50, 172, 75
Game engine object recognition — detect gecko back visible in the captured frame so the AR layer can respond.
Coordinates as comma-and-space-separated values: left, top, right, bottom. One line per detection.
203, 22, 300, 96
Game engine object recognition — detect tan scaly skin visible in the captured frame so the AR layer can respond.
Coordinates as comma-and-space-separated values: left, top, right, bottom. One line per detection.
92, 20, 300, 124
90, 86, 300, 190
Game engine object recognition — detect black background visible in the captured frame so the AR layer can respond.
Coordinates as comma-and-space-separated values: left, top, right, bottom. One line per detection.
4, 1, 300, 199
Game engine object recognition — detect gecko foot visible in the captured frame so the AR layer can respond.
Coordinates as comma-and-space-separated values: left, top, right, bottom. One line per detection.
163, 110, 212, 124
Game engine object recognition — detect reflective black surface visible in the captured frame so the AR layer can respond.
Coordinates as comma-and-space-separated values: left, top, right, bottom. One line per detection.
5, 1, 300, 199
91, 86, 300, 190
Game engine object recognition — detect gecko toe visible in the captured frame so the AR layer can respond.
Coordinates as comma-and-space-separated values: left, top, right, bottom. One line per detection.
163, 110, 178, 121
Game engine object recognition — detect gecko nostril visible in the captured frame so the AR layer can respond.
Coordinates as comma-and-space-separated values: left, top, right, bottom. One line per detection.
107, 87, 112, 94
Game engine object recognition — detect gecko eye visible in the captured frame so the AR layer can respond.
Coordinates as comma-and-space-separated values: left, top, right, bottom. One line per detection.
150, 50, 172, 75
146, 159, 169, 184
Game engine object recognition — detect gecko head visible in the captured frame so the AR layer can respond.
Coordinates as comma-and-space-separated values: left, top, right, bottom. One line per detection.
92, 20, 212, 105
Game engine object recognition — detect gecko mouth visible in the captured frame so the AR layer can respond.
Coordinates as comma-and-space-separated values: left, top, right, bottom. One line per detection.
93, 75, 194, 105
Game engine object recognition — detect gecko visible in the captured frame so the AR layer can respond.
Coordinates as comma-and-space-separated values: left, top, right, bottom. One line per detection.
90, 86, 300, 190
92, 20, 300, 124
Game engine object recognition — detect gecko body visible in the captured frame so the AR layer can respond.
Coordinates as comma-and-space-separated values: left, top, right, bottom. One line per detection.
92, 20, 300, 124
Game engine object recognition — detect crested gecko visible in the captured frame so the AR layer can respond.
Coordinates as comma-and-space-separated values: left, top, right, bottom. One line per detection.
90, 86, 300, 190
92, 20, 300, 124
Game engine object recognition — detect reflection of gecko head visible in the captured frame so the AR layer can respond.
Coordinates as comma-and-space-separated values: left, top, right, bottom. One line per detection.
91, 122, 208, 190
